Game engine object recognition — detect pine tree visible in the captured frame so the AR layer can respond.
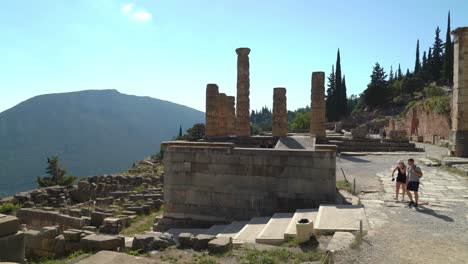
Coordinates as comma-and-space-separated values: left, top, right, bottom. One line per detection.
415, 39, 421, 73
37, 156, 76, 188
363, 63, 388, 108
342, 75, 348, 117
335, 49, 343, 119
432, 26, 443, 81
389, 66, 394, 81
397, 64, 402, 80
443, 11, 453, 85
326, 65, 337, 122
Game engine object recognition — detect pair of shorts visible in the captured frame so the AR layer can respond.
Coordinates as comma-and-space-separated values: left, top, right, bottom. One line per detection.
407, 181, 420, 192
396, 175, 406, 183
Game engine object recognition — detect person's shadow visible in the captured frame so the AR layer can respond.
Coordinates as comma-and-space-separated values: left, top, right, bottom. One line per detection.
415, 206, 454, 222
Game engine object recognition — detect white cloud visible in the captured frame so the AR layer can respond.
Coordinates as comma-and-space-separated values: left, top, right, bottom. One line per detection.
122, 3, 134, 14
132, 10, 152, 21
121, 3, 152, 22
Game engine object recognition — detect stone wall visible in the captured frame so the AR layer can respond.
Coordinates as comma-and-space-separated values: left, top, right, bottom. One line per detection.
161, 142, 336, 227
392, 105, 450, 144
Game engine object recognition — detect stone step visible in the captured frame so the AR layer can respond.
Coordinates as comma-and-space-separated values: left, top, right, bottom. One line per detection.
314, 205, 368, 235
233, 217, 270, 245
284, 209, 318, 238
255, 213, 294, 245
217, 221, 249, 238
205, 224, 229, 236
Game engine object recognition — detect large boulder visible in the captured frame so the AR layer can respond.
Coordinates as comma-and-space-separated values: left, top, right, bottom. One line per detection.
0, 232, 25, 263
177, 233, 194, 248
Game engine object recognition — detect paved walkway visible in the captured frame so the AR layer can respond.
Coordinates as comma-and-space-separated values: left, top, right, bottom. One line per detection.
336, 144, 468, 264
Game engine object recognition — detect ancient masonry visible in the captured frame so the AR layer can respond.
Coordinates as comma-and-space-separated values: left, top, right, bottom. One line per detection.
310, 72, 326, 138
450, 27, 468, 157
272, 87, 288, 137
158, 48, 336, 229
236, 48, 251, 137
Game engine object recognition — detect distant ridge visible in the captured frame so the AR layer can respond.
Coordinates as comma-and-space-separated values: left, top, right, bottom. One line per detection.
0, 89, 204, 196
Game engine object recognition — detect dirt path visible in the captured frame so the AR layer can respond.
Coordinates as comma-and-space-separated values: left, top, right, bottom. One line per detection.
336, 144, 468, 264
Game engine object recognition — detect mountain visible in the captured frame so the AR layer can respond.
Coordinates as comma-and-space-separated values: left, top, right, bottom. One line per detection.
0, 89, 204, 197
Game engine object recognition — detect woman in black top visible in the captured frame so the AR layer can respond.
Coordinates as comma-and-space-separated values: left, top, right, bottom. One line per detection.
392, 160, 407, 201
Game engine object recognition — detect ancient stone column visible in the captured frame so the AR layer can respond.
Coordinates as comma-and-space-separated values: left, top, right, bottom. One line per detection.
226, 96, 236, 136
217, 93, 228, 136
236, 48, 251, 137
272, 88, 288, 137
310, 72, 326, 138
450, 27, 468, 157
205, 84, 219, 137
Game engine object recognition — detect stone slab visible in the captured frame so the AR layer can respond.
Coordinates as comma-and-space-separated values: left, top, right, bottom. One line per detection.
233, 217, 270, 245
314, 205, 368, 234
217, 221, 249, 238
326, 231, 355, 252
0, 214, 19, 237
275, 136, 316, 150
284, 209, 318, 238
0, 231, 25, 263
255, 213, 293, 245
76, 250, 157, 264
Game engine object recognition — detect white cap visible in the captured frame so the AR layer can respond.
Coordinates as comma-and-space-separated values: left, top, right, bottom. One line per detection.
397, 160, 404, 164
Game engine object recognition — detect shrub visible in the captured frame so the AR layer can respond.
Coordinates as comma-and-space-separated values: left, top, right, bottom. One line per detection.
424, 85, 446, 98
0, 202, 21, 215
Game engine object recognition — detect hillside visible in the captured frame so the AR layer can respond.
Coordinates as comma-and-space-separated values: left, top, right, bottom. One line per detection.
0, 89, 204, 197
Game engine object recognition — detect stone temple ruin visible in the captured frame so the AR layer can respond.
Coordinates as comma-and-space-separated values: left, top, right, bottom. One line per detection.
157, 47, 340, 230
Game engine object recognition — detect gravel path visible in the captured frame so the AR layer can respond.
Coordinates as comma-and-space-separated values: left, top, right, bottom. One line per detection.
335, 144, 468, 264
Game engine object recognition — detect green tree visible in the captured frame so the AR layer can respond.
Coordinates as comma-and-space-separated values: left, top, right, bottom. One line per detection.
432, 26, 443, 81
37, 156, 76, 188
335, 49, 342, 119
397, 64, 402, 80
326, 65, 337, 122
389, 66, 394, 81
342, 75, 348, 117
415, 39, 421, 74
290, 112, 310, 130
177, 125, 183, 140
442, 11, 453, 85
363, 63, 389, 108
184, 123, 205, 141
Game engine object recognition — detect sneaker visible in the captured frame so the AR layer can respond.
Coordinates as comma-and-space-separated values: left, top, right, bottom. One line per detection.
408, 201, 415, 206
414, 203, 419, 208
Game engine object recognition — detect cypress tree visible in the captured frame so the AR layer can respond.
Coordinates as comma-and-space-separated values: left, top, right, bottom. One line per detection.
389, 66, 394, 81
178, 125, 183, 139
335, 49, 342, 119
443, 11, 453, 85
397, 64, 402, 80
326, 65, 337, 121
415, 39, 421, 74
422, 51, 427, 69
432, 26, 443, 81
342, 75, 348, 117
406, 68, 410, 77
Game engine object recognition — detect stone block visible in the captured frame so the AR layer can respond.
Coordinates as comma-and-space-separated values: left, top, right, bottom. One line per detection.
132, 234, 155, 252
193, 234, 215, 251
90, 211, 113, 227
63, 229, 82, 241
0, 214, 19, 237
0, 232, 25, 263
81, 234, 124, 251
351, 129, 367, 139
208, 237, 232, 254
177, 233, 194, 248
37, 226, 60, 239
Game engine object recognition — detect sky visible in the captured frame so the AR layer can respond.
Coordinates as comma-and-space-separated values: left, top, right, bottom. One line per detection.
1, 0, 467, 113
